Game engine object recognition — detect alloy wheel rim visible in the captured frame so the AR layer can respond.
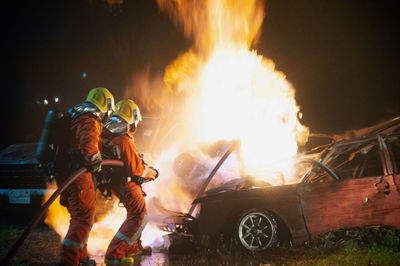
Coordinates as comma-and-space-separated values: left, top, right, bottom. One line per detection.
238, 212, 275, 251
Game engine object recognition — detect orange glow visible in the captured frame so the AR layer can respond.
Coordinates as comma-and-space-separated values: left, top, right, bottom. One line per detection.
43, 182, 168, 256
43, 182, 69, 239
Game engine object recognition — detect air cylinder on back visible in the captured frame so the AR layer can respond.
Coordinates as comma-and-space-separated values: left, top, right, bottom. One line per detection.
36, 110, 58, 165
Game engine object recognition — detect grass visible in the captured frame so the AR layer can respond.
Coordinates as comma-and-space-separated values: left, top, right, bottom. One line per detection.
284, 228, 400, 266
0, 225, 399, 265
306, 242, 400, 266
164, 228, 400, 266
0, 225, 60, 266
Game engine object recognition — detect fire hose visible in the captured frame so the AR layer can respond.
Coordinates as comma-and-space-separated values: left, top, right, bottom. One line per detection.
1, 159, 124, 265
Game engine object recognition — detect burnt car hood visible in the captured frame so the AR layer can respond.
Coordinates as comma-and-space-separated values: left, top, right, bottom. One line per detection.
193, 182, 299, 205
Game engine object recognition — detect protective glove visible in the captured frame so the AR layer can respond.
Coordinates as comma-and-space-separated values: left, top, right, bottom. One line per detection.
149, 166, 159, 179
84, 154, 102, 173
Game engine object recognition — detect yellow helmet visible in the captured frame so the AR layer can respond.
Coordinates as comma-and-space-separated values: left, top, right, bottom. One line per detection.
113, 99, 142, 126
86, 87, 115, 113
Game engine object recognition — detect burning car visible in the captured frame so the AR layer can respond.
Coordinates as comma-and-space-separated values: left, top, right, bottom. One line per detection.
158, 116, 400, 252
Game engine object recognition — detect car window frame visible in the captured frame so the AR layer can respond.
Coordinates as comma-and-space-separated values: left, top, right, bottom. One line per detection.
384, 133, 400, 175
302, 136, 389, 184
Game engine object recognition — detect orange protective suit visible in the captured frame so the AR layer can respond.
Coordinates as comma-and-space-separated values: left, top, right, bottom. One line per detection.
103, 129, 154, 260
58, 115, 102, 266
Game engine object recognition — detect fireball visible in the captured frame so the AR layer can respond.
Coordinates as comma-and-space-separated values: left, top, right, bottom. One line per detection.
158, 0, 308, 181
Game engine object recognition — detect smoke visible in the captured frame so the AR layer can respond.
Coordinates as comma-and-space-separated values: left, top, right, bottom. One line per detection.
123, 68, 166, 115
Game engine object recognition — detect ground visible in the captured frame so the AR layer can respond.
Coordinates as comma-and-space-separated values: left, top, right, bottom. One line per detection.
1, 225, 400, 265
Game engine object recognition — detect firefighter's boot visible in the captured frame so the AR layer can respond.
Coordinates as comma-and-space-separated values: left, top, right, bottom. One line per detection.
127, 245, 152, 257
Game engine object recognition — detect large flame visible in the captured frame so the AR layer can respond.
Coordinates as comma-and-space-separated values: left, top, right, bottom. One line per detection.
158, 0, 308, 181
157, 0, 264, 53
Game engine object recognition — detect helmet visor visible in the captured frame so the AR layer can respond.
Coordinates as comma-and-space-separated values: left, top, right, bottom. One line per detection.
133, 107, 142, 127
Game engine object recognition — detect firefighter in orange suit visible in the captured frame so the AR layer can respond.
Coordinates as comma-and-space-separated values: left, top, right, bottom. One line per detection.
57, 87, 115, 266
102, 99, 158, 266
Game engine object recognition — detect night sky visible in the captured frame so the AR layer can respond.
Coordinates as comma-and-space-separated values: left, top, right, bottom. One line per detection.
2, 0, 400, 148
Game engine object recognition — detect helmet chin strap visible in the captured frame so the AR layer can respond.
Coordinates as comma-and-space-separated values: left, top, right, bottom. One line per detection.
129, 123, 137, 134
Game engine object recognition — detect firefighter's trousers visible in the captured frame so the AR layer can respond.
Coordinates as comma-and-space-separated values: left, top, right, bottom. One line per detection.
105, 182, 147, 259
58, 172, 95, 266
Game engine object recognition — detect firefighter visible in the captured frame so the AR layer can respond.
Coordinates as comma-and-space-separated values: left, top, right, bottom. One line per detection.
102, 99, 158, 266
57, 87, 115, 266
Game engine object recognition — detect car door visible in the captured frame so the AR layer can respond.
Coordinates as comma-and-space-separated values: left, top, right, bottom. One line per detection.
385, 133, 400, 203
299, 136, 400, 239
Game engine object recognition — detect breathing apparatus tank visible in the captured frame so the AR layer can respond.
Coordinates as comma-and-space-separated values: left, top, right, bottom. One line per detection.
36, 109, 64, 165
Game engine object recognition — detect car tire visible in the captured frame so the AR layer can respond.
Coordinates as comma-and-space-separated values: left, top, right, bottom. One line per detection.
234, 209, 278, 252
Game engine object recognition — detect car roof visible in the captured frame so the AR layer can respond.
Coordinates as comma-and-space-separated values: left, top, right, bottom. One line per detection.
307, 115, 400, 153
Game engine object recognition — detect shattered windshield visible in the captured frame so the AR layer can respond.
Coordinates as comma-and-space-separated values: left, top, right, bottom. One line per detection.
303, 138, 384, 183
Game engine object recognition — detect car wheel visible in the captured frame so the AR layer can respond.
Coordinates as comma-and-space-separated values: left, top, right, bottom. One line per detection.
234, 209, 278, 252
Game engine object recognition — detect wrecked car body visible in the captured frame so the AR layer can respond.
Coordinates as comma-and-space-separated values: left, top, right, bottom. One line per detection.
159, 116, 400, 251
